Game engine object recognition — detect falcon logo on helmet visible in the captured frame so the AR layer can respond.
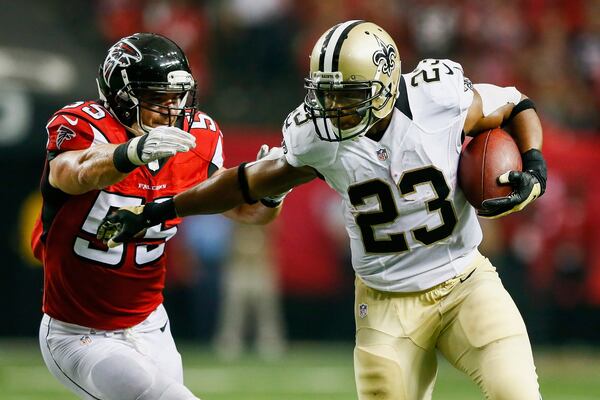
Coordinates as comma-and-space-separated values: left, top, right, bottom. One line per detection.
102, 39, 142, 85
96, 33, 197, 133
372, 34, 397, 77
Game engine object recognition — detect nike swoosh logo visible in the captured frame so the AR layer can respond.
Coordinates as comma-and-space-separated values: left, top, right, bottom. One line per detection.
460, 268, 477, 283
63, 116, 78, 125
160, 321, 168, 333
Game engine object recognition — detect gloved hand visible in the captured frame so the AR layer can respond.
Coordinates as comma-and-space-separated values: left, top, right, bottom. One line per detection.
255, 144, 291, 208
478, 149, 547, 218
126, 126, 196, 165
97, 200, 176, 248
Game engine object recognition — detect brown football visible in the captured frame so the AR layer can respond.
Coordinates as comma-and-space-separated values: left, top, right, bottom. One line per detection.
458, 128, 522, 210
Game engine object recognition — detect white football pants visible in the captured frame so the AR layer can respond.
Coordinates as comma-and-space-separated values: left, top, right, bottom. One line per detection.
39, 304, 200, 400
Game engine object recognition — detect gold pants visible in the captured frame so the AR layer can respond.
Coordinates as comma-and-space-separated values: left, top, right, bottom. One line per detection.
354, 253, 540, 400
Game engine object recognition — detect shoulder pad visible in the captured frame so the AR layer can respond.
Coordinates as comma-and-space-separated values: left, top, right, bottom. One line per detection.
46, 101, 125, 153
53, 101, 112, 123
282, 104, 338, 169
403, 59, 474, 131
187, 110, 224, 167
188, 110, 221, 137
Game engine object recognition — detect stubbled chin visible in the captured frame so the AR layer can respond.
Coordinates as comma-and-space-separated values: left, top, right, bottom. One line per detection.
127, 123, 145, 137
129, 121, 171, 136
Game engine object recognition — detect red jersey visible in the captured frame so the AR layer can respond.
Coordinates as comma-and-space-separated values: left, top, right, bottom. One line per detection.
31, 101, 224, 330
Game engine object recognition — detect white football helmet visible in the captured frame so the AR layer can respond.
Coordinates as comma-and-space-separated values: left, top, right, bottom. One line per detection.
304, 20, 401, 141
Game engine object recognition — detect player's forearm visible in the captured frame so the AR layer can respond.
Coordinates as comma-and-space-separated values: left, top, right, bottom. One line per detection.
49, 144, 129, 194
505, 107, 543, 152
173, 167, 247, 217
224, 202, 282, 225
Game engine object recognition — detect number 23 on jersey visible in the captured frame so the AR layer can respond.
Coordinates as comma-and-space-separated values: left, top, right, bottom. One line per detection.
348, 166, 457, 253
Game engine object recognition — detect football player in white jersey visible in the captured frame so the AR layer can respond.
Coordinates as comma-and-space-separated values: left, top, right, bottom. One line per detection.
99, 21, 547, 399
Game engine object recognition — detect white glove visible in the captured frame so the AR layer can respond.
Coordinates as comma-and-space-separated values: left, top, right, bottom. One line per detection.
256, 144, 285, 162
126, 126, 196, 165
255, 144, 291, 206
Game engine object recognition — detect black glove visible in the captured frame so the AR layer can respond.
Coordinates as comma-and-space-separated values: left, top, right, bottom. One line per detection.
97, 200, 177, 247
521, 148, 547, 195
478, 149, 547, 218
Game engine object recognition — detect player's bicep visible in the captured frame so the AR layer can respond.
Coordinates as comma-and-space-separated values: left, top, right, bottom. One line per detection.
48, 149, 89, 192
463, 85, 524, 137
48, 144, 121, 195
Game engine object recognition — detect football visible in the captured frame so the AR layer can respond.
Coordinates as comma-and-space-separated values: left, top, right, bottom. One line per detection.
458, 128, 522, 210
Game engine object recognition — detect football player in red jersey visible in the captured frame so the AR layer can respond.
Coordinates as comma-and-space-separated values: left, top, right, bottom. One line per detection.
32, 33, 282, 400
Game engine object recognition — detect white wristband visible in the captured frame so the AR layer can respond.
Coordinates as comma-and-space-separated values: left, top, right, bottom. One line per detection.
126, 136, 144, 165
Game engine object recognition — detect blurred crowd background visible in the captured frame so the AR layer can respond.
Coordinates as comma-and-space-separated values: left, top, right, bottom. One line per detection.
0, 0, 599, 358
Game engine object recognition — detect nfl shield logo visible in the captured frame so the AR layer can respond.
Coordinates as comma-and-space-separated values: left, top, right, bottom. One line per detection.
376, 148, 388, 161
359, 303, 368, 319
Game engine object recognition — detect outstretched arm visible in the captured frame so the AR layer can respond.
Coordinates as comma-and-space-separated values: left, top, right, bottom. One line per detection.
98, 156, 317, 246
174, 156, 317, 217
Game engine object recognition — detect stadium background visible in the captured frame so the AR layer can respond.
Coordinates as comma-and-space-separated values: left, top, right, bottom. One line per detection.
0, 0, 598, 398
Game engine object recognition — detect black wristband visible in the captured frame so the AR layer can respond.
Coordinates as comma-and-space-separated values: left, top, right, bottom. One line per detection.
505, 98, 536, 125
237, 162, 257, 204
113, 141, 138, 173
522, 148, 547, 195
143, 199, 177, 226
260, 198, 282, 208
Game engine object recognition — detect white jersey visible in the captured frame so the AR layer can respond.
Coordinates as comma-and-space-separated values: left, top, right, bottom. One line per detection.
282, 59, 482, 292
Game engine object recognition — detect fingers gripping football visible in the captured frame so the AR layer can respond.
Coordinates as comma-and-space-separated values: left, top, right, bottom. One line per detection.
478, 170, 541, 218
97, 205, 149, 248
127, 126, 196, 165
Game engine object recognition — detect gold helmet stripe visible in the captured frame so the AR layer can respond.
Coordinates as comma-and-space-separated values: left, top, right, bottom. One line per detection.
322, 20, 364, 73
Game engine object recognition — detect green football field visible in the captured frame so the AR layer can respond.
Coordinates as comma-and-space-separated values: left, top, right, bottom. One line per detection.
1, 339, 599, 399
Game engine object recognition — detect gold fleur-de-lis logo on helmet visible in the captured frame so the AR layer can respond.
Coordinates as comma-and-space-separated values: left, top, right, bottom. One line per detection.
372, 34, 396, 77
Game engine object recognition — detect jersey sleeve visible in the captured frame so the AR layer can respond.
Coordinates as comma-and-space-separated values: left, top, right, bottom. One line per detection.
45, 113, 98, 159
210, 134, 224, 169
405, 59, 474, 132
281, 105, 338, 170
188, 111, 224, 173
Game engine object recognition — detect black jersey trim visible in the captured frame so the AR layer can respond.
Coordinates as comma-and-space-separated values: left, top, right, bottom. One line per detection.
40, 162, 69, 243
207, 162, 219, 178
395, 76, 413, 120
